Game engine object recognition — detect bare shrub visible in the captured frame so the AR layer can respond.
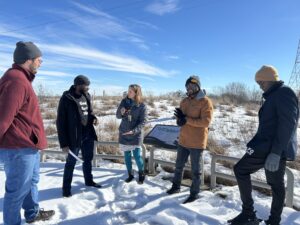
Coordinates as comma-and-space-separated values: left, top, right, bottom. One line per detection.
238, 120, 257, 144
287, 155, 300, 170
148, 109, 160, 118
207, 136, 225, 155
43, 111, 56, 120
171, 98, 180, 107
47, 100, 58, 109
45, 125, 57, 136
245, 110, 257, 117
145, 97, 155, 108
103, 119, 119, 134
159, 104, 168, 111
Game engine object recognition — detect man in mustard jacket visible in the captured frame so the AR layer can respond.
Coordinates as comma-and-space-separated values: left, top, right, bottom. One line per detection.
166, 75, 213, 204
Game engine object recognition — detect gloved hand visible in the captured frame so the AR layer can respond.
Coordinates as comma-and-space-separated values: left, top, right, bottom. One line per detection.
176, 117, 187, 126
264, 153, 281, 172
174, 108, 185, 119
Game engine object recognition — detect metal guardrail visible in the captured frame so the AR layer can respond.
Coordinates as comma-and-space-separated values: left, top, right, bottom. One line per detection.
41, 137, 146, 167
210, 154, 295, 208
147, 146, 205, 187
43, 137, 295, 208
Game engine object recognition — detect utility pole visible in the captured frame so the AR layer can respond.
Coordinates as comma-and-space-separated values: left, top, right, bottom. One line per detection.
288, 39, 300, 95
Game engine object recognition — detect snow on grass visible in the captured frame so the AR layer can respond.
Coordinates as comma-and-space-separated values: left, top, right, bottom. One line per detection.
0, 161, 299, 225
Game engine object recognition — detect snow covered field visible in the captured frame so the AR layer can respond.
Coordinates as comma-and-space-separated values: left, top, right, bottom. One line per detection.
0, 160, 299, 225
1, 97, 299, 224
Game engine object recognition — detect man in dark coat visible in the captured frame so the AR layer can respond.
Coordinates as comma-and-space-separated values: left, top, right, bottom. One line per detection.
56, 75, 100, 197
228, 65, 299, 225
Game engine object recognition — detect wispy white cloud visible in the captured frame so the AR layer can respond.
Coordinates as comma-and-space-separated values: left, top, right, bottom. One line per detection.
146, 0, 180, 16
127, 18, 159, 30
165, 55, 180, 60
130, 75, 155, 81
38, 70, 73, 77
40, 43, 175, 77
0, 24, 33, 39
47, 2, 149, 50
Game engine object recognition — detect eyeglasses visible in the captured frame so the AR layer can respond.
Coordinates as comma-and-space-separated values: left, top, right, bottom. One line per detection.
32, 58, 43, 64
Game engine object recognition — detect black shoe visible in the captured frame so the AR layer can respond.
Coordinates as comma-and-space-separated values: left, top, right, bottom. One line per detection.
62, 190, 72, 198
125, 174, 134, 183
166, 185, 180, 195
26, 209, 55, 223
183, 194, 199, 204
86, 182, 102, 188
264, 218, 280, 225
138, 171, 145, 184
227, 211, 260, 225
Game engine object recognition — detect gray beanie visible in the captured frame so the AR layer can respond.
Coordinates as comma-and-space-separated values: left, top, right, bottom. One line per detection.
74, 75, 90, 86
13, 41, 42, 64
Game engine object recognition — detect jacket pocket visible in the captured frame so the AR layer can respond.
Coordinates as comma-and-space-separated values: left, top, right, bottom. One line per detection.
247, 137, 271, 158
30, 129, 39, 145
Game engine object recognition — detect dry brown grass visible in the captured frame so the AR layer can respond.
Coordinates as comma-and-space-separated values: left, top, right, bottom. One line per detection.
43, 111, 56, 120
170, 98, 180, 107
287, 155, 300, 170
45, 125, 57, 136
103, 119, 118, 133
47, 101, 58, 109
159, 104, 168, 111
207, 137, 225, 155
145, 97, 155, 108
245, 110, 257, 117
148, 109, 160, 118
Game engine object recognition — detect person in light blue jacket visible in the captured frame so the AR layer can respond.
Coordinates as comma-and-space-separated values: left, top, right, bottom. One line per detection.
116, 84, 147, 184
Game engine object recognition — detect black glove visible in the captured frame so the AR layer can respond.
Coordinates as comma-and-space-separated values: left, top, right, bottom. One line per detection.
176, 117, 187, 126
174, 108, 185, 119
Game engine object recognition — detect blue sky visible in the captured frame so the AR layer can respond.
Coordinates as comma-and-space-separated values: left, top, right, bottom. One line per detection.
0, 0, 300, 95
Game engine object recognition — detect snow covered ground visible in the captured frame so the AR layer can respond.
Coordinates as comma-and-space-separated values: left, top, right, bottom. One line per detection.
0, 160, 299, 225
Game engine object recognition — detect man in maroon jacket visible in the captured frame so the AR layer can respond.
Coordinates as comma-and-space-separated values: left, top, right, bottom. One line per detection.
0, 41, 54, 225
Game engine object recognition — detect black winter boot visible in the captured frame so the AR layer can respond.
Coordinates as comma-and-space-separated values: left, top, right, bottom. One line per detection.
166, 184, 180, 195
138, 171, 145, 184
264, 217, 280, 225
227, 210, 260, 225
183, 194, 199, 204
125, 171, 134, 183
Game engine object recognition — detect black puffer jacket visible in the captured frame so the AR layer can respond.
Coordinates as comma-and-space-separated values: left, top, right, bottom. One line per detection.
247, 81, 299, 160
56, 86, 97, 149
116, 98, 147, 145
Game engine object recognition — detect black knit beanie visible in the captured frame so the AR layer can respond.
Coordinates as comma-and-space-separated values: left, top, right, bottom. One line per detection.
74, 75, 90, 86
13, 41, 42, 64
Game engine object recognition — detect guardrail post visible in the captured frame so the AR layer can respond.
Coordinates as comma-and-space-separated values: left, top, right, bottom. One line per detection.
40, 151, 46, 162
210, 154, 217, 189
92, 141, 98, 167
142, 144, 148, 172
200, 153, 205, 187
285, 167, 294, 207
149, 147, 155, 174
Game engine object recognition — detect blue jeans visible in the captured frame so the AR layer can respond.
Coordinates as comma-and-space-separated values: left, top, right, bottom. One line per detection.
172, 145, 203, 196
0, 148, 40, 225
124, 148, 144, 173
63, 137, 94, 191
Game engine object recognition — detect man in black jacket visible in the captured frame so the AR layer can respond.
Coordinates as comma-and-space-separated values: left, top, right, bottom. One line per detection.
228, 65, 299, 225
56, 75, 100, 197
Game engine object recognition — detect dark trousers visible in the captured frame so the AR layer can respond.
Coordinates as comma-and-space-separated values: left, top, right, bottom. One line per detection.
172, 145, 203, 196
63, 136, 95, 191
234, 152, 286, 223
